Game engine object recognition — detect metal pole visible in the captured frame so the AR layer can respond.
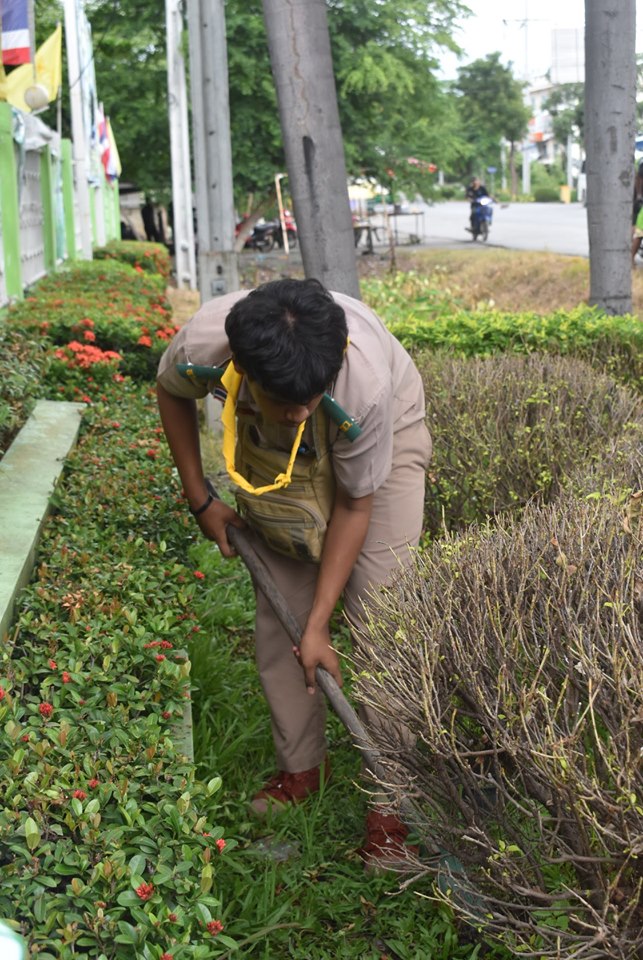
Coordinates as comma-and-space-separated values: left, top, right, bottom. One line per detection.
166, 0, 197, 289
63, 0, 93, 259
186, 0, 238, 301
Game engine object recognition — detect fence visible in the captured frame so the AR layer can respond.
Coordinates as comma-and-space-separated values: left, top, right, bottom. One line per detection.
0, 101, 119, 305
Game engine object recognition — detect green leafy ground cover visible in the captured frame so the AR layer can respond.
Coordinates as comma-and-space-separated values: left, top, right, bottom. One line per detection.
1, 250, 640, 957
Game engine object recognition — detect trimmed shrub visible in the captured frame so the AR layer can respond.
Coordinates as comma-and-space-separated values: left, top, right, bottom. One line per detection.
0, 375, 232, 957
368, 293, 643, 393
4, 261, 177, 382
418, 351, 642, 536
93, 239, 171, 280
0, 324, 49, 457
353, 485, 643, 958
533, 185, 561, 202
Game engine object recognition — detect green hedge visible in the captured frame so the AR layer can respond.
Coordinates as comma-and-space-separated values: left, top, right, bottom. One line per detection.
93, 240, 171, 281
361, 276, 642, 392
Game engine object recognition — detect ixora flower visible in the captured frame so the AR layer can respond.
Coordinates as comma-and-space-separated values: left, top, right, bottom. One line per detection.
0, 687, 5, 700
48, 659, 57, 670
88, 778, 100, 789
39, 702, 53, 718
193, 570, 205, 580
62, 671, 71, 684
135, 882, 155, 901
154, 654, 166, 663
215, 838, 226, 853
160, 954, 174, 960
206, 920, 224, 936
72, 790, 87, 801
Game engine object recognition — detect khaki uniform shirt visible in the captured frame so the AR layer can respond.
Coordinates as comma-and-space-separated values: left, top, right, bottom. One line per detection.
156, 290, 427, 499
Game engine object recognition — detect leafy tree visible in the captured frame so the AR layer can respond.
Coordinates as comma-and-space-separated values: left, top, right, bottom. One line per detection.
544, 82, 584, 145
35, 0, 468, 205
453, 52, 530, 195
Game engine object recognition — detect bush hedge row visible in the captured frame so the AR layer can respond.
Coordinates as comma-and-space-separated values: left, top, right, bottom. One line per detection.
354, 465, 643, 958
417, 350, 643, 536
1, 262, 237, 957
362, 272, 643, 392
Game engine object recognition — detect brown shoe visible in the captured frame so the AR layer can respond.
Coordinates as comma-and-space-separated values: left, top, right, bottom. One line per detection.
250, 759, 330, 817
360, 809, 418, 875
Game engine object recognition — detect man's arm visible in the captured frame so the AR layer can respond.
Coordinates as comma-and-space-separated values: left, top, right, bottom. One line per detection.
156, 382, 244, 556
295, 486, 374, 693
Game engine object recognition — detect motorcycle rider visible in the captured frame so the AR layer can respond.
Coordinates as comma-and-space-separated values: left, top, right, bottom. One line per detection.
465, 176, 491, 234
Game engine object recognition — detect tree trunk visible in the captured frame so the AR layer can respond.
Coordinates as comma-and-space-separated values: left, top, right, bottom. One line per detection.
585, 0, 636, 314
261, 0, 360, 299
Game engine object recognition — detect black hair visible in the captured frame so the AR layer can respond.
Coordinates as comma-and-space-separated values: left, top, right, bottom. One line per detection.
224, 278, 348, 403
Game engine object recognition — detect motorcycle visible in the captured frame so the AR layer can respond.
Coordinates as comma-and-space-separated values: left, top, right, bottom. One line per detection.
237, 218, 281, 252
470, 195, 493, 241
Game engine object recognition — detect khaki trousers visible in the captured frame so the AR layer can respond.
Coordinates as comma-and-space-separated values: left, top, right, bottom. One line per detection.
246, 419, 431, 772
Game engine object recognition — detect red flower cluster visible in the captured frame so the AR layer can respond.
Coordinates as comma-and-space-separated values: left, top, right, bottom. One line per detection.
48, 659, 57, 669
137, 335, 152, 347
73, 790, 87, 800
155, 654, 166, 662
39, 702, 53, 718
193, 571, 205, 580
216, 838, 226, 853
206, 920, 224, 936
88, 778, 100, 789
54, 341, 122, 370
62, 671, 71, 684
0, 687, 5, 700
135, 882, 155, 901
160, 954, 174, 960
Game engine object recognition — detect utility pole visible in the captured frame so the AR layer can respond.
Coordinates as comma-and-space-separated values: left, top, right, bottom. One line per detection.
186, 0, 238, 302
63, 0, 93, 259
262, 0, 360, 299
585, 0, 636, 313
165, 0, 196, 290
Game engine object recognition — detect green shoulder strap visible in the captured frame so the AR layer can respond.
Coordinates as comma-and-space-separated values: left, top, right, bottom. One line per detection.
176, 362, 362, 441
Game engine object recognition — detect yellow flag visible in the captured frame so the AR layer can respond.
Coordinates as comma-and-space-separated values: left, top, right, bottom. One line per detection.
2, 23, 62, 112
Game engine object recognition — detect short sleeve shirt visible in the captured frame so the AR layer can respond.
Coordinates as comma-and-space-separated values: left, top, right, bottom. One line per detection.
156, 289, 426, 498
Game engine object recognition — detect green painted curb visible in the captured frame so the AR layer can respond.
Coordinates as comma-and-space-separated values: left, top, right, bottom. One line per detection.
0, 399, 85, 642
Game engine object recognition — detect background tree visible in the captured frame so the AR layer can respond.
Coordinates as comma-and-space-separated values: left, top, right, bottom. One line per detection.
453, 52, 530, 195
36, 0, 468, 205
585, 0, 636, 314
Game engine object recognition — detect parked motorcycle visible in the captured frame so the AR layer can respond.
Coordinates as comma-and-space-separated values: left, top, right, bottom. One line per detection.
470, 196, 493, 241
236, 217, 280, 251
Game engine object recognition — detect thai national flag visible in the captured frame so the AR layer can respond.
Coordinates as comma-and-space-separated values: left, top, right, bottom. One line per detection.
1, 0, 31, 66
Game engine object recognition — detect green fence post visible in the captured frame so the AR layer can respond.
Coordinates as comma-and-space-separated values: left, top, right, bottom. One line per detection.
0, 102, 23, 299
40, 145, 57, 273
113, 179, 121, 241
61, 139, 77, 261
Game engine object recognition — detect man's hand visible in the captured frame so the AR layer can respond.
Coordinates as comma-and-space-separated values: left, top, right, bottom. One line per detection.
196, 499, 246, 558
294, 622, 342, 694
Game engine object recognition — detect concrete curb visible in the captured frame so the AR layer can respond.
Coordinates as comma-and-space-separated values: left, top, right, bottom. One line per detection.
0, 399, 85, 642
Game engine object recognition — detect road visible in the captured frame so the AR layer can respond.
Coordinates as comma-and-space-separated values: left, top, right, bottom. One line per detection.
369, 200, 590, 258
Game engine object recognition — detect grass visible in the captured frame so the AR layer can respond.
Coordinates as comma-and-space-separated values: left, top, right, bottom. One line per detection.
185, 543, 506, 959
238, 245, 643, 318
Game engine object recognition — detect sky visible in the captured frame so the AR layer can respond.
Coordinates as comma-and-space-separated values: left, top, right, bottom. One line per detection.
438, 0, 643, 83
